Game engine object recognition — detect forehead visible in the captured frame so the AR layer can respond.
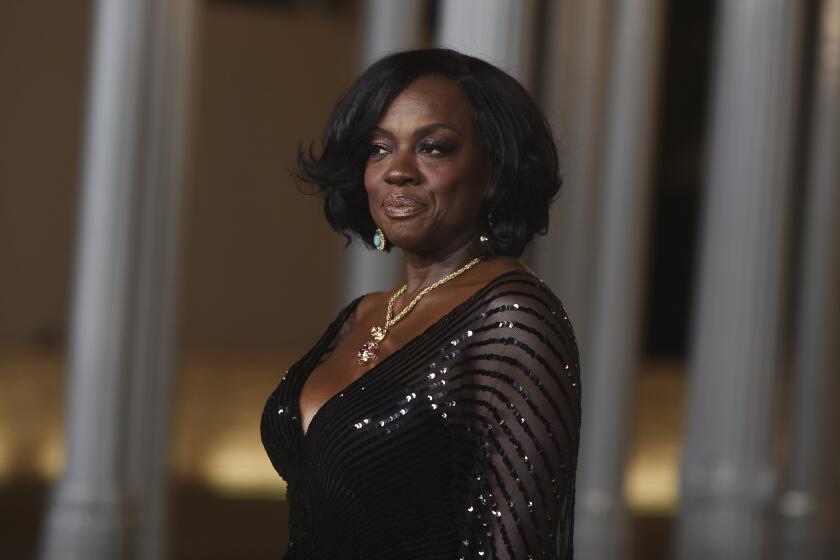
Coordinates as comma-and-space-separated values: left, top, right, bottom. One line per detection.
376, 74, 476, 133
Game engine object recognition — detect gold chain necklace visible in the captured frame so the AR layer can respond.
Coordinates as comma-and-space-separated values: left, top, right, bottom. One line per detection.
357, 256, 483, 365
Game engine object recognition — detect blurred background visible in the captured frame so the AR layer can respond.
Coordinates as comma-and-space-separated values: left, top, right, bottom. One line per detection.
0, 0, 837, 559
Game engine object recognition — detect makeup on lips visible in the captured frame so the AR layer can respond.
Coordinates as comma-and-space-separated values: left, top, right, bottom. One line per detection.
381, 194, 427, 218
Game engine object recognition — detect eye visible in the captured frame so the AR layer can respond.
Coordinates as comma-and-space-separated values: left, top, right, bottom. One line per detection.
368, 142, 389, 158
419, 140, 451, 156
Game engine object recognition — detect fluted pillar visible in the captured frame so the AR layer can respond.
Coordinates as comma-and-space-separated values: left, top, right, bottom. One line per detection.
676, 1, 806, 559
124, 2, 195, 559
340, 0, 424, 303
528, 0, 612, 359
39, 1, 195, 559
777, 1, 840, 558
436, 0, 538, 86
573, 1, 665, 559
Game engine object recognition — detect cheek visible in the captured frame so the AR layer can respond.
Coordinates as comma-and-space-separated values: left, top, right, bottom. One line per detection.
364, 164, 388, 220
363, 164, 377, 194
425, 158, 486, 206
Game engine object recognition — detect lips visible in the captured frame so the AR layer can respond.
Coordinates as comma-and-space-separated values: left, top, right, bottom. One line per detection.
381, 194, 427, 218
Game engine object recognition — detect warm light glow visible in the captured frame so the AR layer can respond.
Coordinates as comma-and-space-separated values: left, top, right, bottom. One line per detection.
623, 361, 685, 515
1, 349, 688, 515
0, 429, 11, 484
201, 434, 287, 499
624, 444, 680, 514
36, 430, 64, 481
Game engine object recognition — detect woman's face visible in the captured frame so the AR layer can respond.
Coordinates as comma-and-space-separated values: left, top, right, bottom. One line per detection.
365, 74, 490, 256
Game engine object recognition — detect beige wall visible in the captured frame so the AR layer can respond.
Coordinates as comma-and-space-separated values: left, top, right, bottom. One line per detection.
0, 1, 364, 353
0, 0, 91, 345
181, 3, 361, 351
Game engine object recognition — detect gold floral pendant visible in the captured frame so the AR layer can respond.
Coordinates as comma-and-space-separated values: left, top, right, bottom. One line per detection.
357, 325, 387, 365
357, 340, 379, 365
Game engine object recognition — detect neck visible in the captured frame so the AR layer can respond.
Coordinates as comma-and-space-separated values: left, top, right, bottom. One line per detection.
400, 233, 487, 297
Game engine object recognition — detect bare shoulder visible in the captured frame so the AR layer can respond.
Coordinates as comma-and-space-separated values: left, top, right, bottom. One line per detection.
356, 290, 388, 315
478, 258, 566, 312
346, 289, 390, 331
467, 256, 533, 283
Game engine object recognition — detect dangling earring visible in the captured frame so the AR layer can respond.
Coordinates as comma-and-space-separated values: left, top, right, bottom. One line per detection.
479, 211, 493, 245
373, 227, 387, 251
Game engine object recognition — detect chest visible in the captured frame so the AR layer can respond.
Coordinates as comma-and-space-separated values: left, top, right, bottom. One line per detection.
297, 302, 455, 434
261, 341, 454, 485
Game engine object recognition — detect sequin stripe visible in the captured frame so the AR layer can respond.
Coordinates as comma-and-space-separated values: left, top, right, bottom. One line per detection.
478, 288, 568, 330
449, 378, 569, 487
478, 283, 580, 358
457, 478, 502, 560
501, 335, 581, 422
483, 396, 562, 532
488, 300, 580, 369
451, 414, 525, 560
473, 431, 549, 559
470, 478, 511, 560
443, 372, 572, 477
475, 465, 535, 559
450, 320, 574, 388
467, 334, 580, 413
470, 312, 574, 379
441, 296, 573, 371
454, 350, 578, 451
441, 330, 578, 459
465, 397, 556, 555
481, 439, 544, 556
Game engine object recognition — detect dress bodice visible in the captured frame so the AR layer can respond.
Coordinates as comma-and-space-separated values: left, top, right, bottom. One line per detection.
260, 270, 582, 559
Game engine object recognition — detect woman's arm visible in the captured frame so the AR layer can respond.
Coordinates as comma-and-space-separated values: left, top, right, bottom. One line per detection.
444, 276, 582, 559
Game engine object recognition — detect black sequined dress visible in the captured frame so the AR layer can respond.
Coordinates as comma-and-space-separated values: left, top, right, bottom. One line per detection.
261, 270, 582, 559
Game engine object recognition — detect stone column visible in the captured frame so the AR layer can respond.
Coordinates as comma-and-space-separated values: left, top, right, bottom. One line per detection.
340, 0, 424, 303
572, 1, 665, 559
675, 1, 806, 559
436, 0, 538, 86
777, 1, 840, 558
39, 1, 195, 559
123, 1, 196, 559
528, 0, 613, 358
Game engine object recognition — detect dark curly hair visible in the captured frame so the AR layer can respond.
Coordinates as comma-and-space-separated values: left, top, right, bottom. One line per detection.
296, 48, 562, 257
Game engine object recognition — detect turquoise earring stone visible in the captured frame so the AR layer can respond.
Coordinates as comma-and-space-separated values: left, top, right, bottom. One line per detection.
373, 228, 385, 251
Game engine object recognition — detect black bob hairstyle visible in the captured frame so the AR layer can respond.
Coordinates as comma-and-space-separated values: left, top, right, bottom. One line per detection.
296, 48, 562, 258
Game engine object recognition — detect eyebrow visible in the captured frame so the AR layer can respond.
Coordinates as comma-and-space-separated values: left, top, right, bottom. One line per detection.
371, 122, 458, 139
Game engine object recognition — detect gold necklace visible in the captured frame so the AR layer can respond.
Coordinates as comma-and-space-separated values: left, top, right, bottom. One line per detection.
357, 256, 483, 365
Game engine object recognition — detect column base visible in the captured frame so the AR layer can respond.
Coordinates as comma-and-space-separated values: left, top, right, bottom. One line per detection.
39, 482, 134, 560
574, 491, 632, 560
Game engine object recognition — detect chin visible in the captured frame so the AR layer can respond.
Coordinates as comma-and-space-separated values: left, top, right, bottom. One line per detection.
382, 219, 426, 241
384, 231, 426, 253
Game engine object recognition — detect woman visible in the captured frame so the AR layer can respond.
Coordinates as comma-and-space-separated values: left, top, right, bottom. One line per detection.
261, 48, 581, 560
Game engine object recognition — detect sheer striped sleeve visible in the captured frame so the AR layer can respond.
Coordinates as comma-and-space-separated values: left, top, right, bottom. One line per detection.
445, 274, 582, 560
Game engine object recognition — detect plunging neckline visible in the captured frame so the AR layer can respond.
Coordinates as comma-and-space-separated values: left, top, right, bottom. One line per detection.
295, 268, 534, 442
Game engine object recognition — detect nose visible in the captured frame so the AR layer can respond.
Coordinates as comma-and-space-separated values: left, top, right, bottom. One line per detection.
384, 152, 419, 186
